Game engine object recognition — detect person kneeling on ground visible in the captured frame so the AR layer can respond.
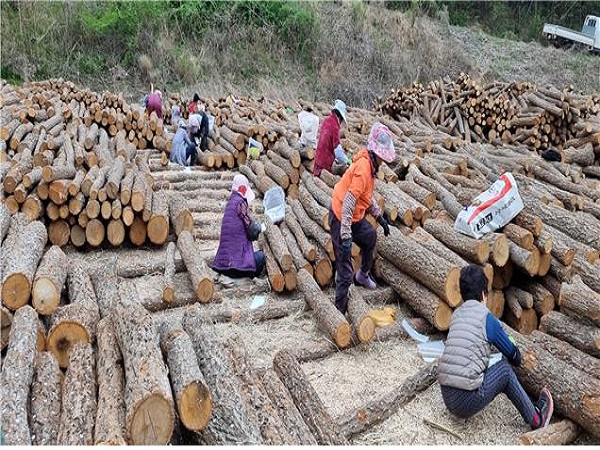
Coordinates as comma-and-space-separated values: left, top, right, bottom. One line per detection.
329, 122, 395, 314
212, 174, 266, 279
438, 265, 553, 429
169, 115, 200, 166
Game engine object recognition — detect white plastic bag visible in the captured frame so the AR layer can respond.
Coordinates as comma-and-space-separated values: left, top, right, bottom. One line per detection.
298, 111, 319, 148
263, 186, 285, 224
454, 172, 524, 239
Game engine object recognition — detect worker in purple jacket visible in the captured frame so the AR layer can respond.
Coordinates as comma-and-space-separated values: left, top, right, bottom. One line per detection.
212, 174, 266, 278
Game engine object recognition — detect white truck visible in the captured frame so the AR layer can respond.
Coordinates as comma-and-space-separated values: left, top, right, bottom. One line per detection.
543, 15, 600, 52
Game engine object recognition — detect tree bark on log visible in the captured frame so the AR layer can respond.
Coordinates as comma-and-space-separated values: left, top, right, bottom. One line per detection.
259, 368, 318, 445
373, 257, 452, 330
264, 220, 293, 271
177, 230, 214, 302
519, 281, 555, 317
347, 285, 376, 344
423, 218, 490, 264
528, 330, 600, 380
225, 338, 294, 444
2, 220, 48, 310
57, 341, 97, 445
163, 242, 176, 303
559, 275, 600, 326
148, 189, 169, 245
519, 419, 581, 445
94, 317, 127, 445
280, 222, 313, 275
32, 245, 67, 315
338, 361, 439, 439
298, 184, 330, 231
296, 268, 351, 348
0, 305, 38, 445
1, 306, 12, 350
112, 292, 175, 445
273, 349, 348, 445
0, 202, 11, 244
376, 226, 462, 307
29, 351, 62, 445
509, 327, 600, 440
160, 325, 212, 431
181, 305, 263, 444
284, 205, 317, 261
167, 190, 194, 237
539, 310, 600, 357
571, 256, 600, 295
259, 234, 285, 293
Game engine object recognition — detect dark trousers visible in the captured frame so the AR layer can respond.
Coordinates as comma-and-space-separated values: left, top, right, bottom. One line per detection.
185, 142, 197, 166
329, 208, 377, 314
192, 112, 210, 152
215, 250, 265, 279
440, 358, 536, 425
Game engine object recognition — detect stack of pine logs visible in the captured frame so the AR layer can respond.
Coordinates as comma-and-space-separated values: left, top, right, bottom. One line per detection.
377, 73, 600, 153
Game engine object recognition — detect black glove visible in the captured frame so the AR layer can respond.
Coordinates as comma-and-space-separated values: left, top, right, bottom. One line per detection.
377, 214, 390, 237
341, 238, 352, 260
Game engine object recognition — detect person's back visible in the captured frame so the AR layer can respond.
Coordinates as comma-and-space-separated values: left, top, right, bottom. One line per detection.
314, 99, 348, 177
170, 123, 189, 165
146, 90, 163, 119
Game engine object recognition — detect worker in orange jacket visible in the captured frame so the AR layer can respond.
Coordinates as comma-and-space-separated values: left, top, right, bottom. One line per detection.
329, 122, 395, 314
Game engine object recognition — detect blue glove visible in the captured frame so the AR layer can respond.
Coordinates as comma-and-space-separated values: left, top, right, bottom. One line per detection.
341, 238, 352, 260
377, 214, 390, 237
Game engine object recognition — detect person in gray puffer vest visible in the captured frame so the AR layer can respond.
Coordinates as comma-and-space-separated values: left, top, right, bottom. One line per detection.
438, 265, 554, 430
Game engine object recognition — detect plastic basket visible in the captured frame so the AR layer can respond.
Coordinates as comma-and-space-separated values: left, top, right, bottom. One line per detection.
263, 186, 285, 224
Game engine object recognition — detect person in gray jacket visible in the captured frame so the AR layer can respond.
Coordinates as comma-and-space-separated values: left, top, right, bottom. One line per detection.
169, 115, 199, 166
437, 265, 553, 429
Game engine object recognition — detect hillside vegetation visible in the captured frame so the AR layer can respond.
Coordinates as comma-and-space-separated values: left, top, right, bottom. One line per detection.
1, 1, 599, 107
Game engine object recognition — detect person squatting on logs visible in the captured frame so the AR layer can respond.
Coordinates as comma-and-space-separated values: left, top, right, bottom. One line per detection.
187, 93, 210, 152
212, 174, 266, 279
145, 84, 163, 119
313, 99, 350, 177
329, 122, 394, 314
437, 265, 554, 430
170, 115, 200, 167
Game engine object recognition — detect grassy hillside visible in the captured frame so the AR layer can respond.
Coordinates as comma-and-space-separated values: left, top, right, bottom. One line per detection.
1, 1, 598, 107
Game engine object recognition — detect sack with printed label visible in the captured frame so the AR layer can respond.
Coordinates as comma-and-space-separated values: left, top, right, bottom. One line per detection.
454, 172, 524, 239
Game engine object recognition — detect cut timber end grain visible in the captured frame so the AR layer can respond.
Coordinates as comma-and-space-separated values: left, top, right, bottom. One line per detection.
86, 218, 105, 247
32, 245, 68, 315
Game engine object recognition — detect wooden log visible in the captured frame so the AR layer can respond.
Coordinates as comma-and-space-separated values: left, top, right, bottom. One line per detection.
1, 220, 47, 310
160, 325, 212, 431
106, 155, 126, 199
338, 362, 438, 439
94, 317, 127, 445
272, 139, 301, 168
296, 268, 351, 348
129, 216, 146, 246
225, 338, 294, 444
509, 327, 600, 439
539, 310, 600, 358
559, 275, 600, 326
177, 230, 214, 302
347, 285, 375, 344
376, 226, 462, 307
571, 256, 600, 294
508, 241, 539, 276
0, 202, 10, 244
503, 223, 534, 250
112, 288, 175, 445
57, 342, 96, 445
0, 305, 38, 445
482, 232, 510, 267
30, 351, 62, 445
505, 285, 533, 309
147, 190, 169, 245
0, 306, 12, 350
163, 242, 176, 303
520, 281, 555, 317
259, 368, 318, 445
273, 349, 347, 445
181, 305, 263, 444
167, 191, 193, 237
32, 245, 68, 315
423, 218, 490, 264
519, 419, 581, 445
529, 330, 600, 380
280, 223, 313, 275
284, 205, 317, 261
86, 218, 105, 247
264, 221, 293, 271
42, 164, 76, 183
259, 234, 285, 293
373, 257, 452, 330
298, 184, 330, 231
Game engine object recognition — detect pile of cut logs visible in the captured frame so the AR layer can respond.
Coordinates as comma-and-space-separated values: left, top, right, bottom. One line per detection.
377, 73, 600, 152
1, 75, 600, 445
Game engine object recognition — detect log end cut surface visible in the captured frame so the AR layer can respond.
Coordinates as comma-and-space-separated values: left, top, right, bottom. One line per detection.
195, 278, 214, 303
130, 393, 174, 445
46, 322, 90, 368
32, 278, 60, 315
2, 273, 31, 309
444, 267, 462, 307
179, 381, 212, 431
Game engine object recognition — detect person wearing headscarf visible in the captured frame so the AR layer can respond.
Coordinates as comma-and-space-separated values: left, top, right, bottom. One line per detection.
145, 83, 163, 119
314, 99, 350, 177
212, 174, 266, 278
329, 122, 394, 314
169, 115, 199, 166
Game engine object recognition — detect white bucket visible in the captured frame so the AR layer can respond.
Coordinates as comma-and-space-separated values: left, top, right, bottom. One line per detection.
263, 186, 285, 224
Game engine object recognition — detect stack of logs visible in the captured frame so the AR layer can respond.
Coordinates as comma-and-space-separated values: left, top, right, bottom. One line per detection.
377, 73, 600, 152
